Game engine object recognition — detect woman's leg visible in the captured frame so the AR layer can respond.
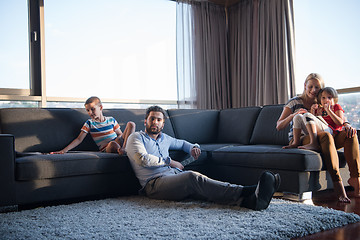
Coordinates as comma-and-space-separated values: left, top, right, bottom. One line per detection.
334, 131, 360, 197
304, 132, 350, 202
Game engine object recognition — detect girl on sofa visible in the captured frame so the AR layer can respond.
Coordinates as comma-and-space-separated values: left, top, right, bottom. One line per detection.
276, 73, 360, 203
284, 87, 345, 152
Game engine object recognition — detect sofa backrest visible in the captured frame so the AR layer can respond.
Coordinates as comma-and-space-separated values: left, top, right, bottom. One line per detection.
167, 109, 219, 144
103, 109, 175, 138
217, 107, 262, 144
0, 105, 291, 152
0, 108, 95, 152
250, 105, 290, 145
0, 108, 174, 153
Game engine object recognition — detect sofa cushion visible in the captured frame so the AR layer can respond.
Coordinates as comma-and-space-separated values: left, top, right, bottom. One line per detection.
250, 105, 290, 146
211, 145, 324, 171
167, 109, 219, 144
217, 107, 261, 144
15, 152, 132, 181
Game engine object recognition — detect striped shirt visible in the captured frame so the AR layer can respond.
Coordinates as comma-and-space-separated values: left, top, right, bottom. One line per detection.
284, 96, 305, 141
81, 116, 120, 151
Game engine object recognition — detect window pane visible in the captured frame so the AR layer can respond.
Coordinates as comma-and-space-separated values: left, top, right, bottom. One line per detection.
0, 101, 38, 108
338, 93, 360, 129
0, 1, 29, 89
45, 0, 177, 101
294, 0, 360, 93
46, 101, 177, 110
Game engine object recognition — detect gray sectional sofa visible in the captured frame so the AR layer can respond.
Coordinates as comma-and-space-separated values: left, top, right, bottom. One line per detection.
0, 105, 351, 208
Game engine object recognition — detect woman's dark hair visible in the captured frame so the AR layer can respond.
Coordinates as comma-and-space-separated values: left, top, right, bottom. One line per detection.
145, 105, 167, 120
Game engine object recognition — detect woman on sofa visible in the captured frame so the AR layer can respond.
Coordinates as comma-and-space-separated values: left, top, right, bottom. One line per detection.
276, 73, 360, 203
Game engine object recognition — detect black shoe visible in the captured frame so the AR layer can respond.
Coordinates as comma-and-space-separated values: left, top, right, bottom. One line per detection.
241, 171, 281, 211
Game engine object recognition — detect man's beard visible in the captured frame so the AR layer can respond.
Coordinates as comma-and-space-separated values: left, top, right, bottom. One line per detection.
146, 124, 163, 134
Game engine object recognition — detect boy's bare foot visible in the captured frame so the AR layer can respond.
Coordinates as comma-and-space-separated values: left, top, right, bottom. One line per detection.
333, 181, 351, 203
348, 177, 360, 197
282, 143, 299, 149
118, 147, 126, 155
298, 143, 320, 152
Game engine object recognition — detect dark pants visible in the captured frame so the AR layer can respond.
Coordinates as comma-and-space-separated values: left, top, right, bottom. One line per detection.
143, 170, 244, 205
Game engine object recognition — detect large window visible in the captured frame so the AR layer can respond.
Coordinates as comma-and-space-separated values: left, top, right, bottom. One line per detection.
294, 0, 360, 128
44, 0, 177, 102
0, 0, 177, 108
294, 0, 360, 92
0, 0, 29, 90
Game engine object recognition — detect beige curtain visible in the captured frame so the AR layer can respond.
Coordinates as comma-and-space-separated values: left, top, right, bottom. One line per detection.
176, 0, 295, 109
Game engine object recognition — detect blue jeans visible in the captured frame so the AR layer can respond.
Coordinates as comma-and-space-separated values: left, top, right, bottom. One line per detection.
143, 170, 244, 205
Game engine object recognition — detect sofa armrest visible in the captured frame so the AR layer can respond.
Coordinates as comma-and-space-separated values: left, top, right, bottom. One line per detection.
0, 134, 16, 206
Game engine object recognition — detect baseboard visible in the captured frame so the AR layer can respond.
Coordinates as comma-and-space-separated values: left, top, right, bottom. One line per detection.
281, 191, 313, 202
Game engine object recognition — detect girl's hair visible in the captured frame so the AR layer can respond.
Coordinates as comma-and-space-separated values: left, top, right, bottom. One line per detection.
300, 73, 325, 100
317, 87, 339, 104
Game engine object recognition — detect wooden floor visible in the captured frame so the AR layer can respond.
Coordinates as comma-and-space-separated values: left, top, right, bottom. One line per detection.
291, 187, 360, 240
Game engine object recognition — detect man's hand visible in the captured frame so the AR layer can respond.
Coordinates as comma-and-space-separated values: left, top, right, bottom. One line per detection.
191, 147, 201, 160
170, 159, 184, 170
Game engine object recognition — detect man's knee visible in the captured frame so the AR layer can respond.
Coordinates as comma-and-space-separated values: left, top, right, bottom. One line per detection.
182, 171, 205, 184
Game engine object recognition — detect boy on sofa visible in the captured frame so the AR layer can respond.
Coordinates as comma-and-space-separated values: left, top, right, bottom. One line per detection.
51, 96, 135, 155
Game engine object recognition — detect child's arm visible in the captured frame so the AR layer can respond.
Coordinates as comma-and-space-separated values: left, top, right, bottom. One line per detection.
310, 104, 319, 115
115, 128, 123, 138
51, 131, 87, 154
323, 103, 344, 126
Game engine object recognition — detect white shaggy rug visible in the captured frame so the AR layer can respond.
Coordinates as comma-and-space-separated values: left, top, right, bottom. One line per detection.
1, 196, 359, 240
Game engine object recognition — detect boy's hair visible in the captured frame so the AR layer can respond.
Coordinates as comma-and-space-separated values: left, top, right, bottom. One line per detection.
145, 106, 167, 120
85, 96, 102, 106
318, 87, 339, 104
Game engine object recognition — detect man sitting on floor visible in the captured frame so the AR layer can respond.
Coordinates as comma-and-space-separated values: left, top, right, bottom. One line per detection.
125, 105, 280, 210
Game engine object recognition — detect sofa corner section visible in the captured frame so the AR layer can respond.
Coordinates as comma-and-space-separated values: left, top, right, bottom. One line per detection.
0, 134, 17, 206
